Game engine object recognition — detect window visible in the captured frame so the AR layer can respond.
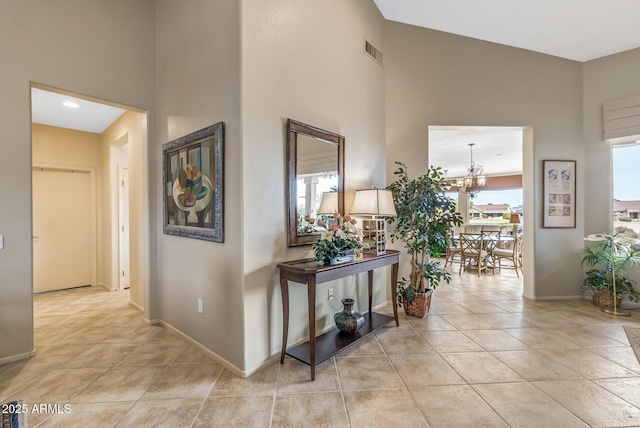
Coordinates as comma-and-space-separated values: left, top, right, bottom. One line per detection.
613, 144, 640, 246
467, 189, 522, 225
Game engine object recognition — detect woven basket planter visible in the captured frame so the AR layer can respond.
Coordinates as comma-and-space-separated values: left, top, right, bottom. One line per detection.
403, 289, 433, 318
592, 289, 621, 308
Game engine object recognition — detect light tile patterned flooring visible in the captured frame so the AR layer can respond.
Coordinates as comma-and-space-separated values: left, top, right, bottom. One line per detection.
2, 268, 640, 427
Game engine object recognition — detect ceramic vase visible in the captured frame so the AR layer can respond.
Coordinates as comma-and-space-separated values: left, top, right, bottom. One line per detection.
334, 298, 364, 334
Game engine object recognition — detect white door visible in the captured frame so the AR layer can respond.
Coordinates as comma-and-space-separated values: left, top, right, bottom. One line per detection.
33, 168, 92, 293
119, 167, 130, 290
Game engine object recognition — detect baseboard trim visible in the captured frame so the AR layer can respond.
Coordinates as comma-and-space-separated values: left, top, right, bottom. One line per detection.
149, 300, 397, 378
157, 320, 247, 378
129, 300, 144, 312
0, 349, 36, 366
528, 295, 585, 301
525, 294, 640, 308
97, 282, 112, 291
373, 301, 391, 311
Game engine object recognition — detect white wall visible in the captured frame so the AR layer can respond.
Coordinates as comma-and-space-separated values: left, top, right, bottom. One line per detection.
155, 0, 244, 369
0, 0, 156, 362
583, 48, 640, 235
582, 48, 640, 300
101, 110, 146, 307
383, 23, 585, 299
241, 0, 386, 371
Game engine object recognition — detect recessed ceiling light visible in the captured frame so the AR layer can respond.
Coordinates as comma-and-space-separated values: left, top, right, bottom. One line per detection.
496, 153, 502, 156
62, 101, 79, 108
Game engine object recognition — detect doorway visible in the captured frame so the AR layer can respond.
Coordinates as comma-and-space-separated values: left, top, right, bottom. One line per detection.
428, 125, 533, 295
31, 83, 146, 302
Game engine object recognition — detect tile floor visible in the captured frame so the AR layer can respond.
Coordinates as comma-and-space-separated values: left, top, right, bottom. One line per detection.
2, 268, 640, 427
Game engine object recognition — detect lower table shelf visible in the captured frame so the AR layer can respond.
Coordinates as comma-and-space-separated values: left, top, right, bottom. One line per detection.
285, 312, 394, 365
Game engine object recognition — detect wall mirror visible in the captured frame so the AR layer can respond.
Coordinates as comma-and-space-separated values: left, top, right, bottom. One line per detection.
287, 119, 344, 247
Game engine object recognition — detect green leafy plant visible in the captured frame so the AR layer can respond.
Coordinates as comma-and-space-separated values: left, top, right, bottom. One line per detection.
312, 213, 363, 263
387, 162, 463, 305
580, 233, 640, 302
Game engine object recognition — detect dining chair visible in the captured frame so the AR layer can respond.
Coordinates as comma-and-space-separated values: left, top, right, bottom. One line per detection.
517, 234, 524, 272
492, 234, 522, 277
444, 232, 461, 267
481, 230, 500, 274
459, 233, 489, 276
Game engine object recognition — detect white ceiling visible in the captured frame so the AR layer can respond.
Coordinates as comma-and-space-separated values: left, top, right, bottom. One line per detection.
374, 0, 640, 62
428, 126, 523, 178
31, 88, 126, 134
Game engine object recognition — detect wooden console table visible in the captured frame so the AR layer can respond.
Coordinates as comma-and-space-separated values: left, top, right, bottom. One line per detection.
277, 250, 400, 380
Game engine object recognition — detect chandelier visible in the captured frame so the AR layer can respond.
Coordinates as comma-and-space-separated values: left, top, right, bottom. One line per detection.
455, 143, 486, 199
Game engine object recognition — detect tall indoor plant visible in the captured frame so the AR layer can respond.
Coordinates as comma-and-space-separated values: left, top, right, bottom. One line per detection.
387, 162, 463, 317
581, 233, 640, 307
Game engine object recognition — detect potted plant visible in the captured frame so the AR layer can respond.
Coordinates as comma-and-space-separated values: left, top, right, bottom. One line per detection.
312, 212, 363, 265
386, 162, 463, 317
581, 233, 640, 307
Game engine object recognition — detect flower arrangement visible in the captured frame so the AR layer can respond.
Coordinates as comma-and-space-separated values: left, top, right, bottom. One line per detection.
312, 212, 363, 264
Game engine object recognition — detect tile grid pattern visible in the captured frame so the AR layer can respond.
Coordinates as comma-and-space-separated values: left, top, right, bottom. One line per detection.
1, 268, 640, 426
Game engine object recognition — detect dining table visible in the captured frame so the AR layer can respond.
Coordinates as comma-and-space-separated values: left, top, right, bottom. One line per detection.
453, 233, 517, 273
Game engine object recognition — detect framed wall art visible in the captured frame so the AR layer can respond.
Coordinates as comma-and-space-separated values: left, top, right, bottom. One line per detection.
543, 159, 575, 228
163, 122, 224, 242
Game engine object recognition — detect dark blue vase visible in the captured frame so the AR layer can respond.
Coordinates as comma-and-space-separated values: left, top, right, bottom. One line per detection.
334, 298, 364, 334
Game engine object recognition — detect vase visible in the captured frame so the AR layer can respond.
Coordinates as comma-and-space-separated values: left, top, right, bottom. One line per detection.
403, 289, 433, 318
326, 249, 355, 265
334, 298, 364, 334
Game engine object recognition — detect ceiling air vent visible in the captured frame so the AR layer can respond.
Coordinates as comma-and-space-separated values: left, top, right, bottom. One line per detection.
364, 40, 382, 65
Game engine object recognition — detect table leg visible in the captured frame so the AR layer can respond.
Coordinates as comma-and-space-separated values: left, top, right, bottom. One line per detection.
279, 276, 289, 364
391, 262, 399, 326
368, 270, 373, 314
307, 277, 317, 381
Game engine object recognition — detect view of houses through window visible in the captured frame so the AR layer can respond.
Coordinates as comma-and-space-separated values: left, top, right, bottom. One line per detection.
613, 144, 640, 247
446, 188, 523, 232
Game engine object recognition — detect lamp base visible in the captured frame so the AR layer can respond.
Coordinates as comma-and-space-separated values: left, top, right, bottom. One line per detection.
601, 306, 631, 317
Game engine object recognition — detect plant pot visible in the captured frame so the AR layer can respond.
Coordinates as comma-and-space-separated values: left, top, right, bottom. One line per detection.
326, 249, 355, 265
403, 289, 434, 318
592, 289, 622, 308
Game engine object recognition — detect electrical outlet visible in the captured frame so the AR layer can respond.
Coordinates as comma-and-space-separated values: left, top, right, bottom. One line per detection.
198, 299, 203, 313
0, 235, 3, 250
328, 288, 334, 298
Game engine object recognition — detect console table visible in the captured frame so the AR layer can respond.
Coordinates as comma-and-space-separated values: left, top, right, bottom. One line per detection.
277, 250, 400, 380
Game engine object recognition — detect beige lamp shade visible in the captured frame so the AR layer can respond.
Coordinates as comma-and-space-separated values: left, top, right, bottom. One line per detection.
317, 192, 338, 215
349, 188, 396, 217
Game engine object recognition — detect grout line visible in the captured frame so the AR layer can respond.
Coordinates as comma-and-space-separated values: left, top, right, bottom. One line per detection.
333, 356, 351, 427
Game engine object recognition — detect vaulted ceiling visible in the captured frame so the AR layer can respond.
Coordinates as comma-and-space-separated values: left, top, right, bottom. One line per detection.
374, 0, 640, 62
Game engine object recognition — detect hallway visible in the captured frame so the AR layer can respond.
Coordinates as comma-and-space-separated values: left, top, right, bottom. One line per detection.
2, 270, 640, 427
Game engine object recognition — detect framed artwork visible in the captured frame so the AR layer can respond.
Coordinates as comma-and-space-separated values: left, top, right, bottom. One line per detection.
163, 122, 224, 242
543, 159, 576, 228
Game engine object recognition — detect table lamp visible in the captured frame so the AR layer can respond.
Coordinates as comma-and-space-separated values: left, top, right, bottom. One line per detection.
349, 187, 396, 255
509, 213, 520, 235
317, 191, 338, 228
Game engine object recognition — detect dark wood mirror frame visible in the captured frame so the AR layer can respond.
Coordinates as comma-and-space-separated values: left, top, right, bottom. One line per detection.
287, 119, 344, 247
